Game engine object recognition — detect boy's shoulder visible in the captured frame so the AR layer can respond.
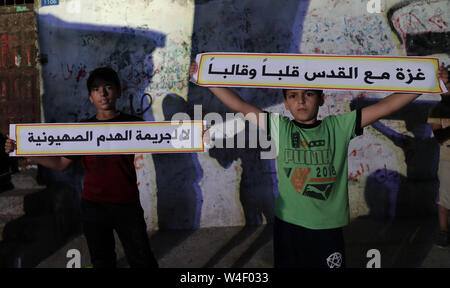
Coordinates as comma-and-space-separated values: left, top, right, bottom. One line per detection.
266, 111, 291, 122
323, 109, 359, 122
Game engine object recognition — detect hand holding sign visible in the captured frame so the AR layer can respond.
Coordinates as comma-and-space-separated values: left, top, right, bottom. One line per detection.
189, 61, 199, 79
4, 135, 16, 154
439, 62, 449, 87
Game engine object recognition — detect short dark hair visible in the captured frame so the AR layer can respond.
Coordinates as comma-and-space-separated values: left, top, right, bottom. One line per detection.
87, 67, 121, 94
282, 88, 323, 98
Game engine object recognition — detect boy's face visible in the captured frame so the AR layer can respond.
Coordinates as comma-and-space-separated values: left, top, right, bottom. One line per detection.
89, 79, 120, 112
283, 89, 324, 124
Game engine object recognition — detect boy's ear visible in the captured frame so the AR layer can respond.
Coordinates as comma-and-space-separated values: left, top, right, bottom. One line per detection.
88, 94, 93, 103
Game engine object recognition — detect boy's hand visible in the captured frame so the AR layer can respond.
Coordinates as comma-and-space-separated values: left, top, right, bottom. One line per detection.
189, 62, 198, 78
438, 63, 449, 97
202, 126, 214, 149
438, 62, 448, 85
4, 135, 16, 154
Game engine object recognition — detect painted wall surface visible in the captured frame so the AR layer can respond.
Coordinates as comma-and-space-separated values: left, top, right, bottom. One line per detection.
35, 0, 450, 231
298, 0, 449, 220
37, 0, 196, 231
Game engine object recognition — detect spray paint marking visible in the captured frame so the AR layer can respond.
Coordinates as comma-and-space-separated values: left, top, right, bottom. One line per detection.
134, 154, 144, 171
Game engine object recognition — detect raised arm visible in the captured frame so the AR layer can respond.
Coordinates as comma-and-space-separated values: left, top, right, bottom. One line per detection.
362, 63, 447, 128
430, 64, 450, 144
5, 136, 72, 171
190, 62, 265, 128
361, 92, 421, 128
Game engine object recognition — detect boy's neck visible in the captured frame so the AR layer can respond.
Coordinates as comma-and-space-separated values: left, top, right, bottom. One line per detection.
294, 118, 318, 125
292, 118, 321, 129
96, 110, 119, 120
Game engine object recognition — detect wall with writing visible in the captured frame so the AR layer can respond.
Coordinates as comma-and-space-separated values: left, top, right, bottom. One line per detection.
297, 0, 448, 220
34, 0, 449, 232
37, 0, 195, 231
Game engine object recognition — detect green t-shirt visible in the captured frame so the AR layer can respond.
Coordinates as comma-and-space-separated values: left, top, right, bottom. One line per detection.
267, 109, 362, 229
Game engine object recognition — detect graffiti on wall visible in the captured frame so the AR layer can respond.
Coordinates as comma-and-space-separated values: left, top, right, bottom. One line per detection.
387, 0, 450, 55
38, 14, 166, 122
34, 0, 450, 233
37, 9, 204, 231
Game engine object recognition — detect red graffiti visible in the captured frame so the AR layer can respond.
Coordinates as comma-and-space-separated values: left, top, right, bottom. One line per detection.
349, 143, 383, 159
134, 154, 144, 170
360, 163, 370, 173
348, 172, 359, 182
393, 12, 427, 41
76, 69, 87, 82
428, 14, 448, 29
356, 92, 368, 99
374, 164, 400, 184
349, 162, 371, 183
1, 34, 18, 68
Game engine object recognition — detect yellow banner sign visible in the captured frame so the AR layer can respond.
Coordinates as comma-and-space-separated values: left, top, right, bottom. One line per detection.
191, 52, 444, 93
9, 121, 206, 156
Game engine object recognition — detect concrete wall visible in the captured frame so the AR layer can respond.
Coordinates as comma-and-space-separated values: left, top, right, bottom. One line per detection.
34, 0, 450, 231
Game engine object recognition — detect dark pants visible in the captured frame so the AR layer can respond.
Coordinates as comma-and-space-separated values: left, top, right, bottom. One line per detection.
81, 199, 158, 268
274, 217, 346, 268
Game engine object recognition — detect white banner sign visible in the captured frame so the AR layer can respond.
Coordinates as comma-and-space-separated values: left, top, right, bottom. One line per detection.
9, 121, 206, 156
191, 52, 445, 93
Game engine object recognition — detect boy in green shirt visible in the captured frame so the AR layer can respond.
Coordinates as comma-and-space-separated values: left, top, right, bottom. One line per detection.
190, 62, 446, 268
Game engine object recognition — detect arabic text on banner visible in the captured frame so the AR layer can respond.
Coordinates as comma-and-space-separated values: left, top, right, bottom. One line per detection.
191, 53, 444, 93
9, 121, 205, 156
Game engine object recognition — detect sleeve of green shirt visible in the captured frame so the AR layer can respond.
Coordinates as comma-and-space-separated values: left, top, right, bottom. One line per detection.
326, 108, 363, 141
